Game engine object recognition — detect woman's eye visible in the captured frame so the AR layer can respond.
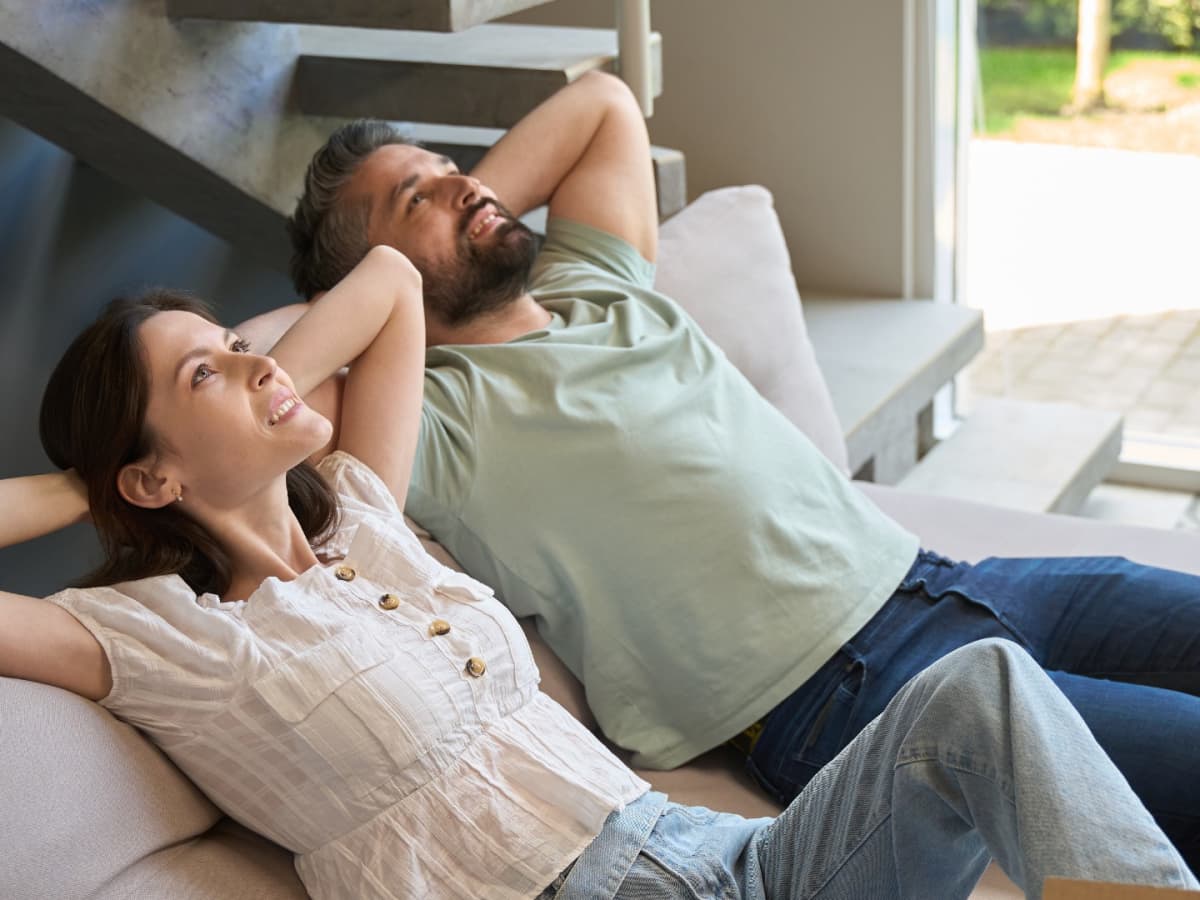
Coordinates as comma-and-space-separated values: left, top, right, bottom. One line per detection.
409, 192, 425, 209
231, 338, 251, 353
191, 364, 214, 386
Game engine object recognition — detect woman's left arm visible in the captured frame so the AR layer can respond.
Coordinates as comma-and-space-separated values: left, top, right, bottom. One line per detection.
0, 471, 88, 549
265, 245, 426, 504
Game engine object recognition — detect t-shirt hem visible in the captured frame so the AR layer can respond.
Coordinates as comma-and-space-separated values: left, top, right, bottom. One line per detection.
628, 533, 921, 770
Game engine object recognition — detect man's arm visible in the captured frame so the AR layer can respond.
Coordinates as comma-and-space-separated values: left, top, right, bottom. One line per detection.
470, 70, 658, 263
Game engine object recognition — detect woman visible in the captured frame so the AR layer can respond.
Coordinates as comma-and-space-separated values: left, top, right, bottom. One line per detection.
0, 245, 1193, 900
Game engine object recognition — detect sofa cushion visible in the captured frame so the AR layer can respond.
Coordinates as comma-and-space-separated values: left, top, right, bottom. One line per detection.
99, 819, 306, 900
0, 676, 222, 898
655, 185, 850, 472
859, 481, 1200, 575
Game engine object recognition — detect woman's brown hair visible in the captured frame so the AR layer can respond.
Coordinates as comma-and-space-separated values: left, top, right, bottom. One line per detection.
39, 290, 338, 596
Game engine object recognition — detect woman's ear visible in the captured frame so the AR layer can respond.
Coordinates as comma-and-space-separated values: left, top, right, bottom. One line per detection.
117, 460, 177, 509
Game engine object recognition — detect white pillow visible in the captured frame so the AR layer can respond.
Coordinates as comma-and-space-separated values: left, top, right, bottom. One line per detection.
654, 185, 850, 473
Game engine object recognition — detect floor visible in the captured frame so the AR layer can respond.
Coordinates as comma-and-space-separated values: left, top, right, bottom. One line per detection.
958, 138, 1200, 532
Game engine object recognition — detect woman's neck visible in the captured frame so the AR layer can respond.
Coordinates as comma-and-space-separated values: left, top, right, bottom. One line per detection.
196, 483, 322, 602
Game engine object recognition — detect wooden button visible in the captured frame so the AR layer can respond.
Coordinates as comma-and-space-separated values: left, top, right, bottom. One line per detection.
465, 657, 487, 677
379, 593, 401, 611
429, 619, 451, 636
334, 565, 356, 582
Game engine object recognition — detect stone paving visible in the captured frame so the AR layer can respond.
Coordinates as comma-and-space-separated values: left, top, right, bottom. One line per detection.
959, 307, 1200, 439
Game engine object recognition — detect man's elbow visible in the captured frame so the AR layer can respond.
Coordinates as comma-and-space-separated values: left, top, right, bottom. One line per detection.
576, 70, 639, 112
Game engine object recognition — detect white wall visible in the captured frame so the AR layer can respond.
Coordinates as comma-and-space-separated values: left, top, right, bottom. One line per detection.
508, 0, 910, 297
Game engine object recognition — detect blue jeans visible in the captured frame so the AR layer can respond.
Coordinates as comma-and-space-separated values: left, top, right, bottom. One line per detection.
540, 641, 1196, 899
747, 550, 1200, 871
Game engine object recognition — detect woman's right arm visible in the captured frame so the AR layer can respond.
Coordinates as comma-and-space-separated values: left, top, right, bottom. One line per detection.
265, 245, 426, 504
0, 472, 112, 700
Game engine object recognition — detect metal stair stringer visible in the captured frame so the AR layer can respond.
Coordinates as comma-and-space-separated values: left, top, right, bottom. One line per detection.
0, 1, 332, 271
0, 1, 683, 276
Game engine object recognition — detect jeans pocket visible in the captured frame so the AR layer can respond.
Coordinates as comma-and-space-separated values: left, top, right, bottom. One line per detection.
751, 658, 867, 802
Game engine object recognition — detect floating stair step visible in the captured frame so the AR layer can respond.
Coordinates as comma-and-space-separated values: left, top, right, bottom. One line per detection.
403, 123, 686, 221
897, 398, 1124, 514
804, 298, 985, 482
294, 24, 662, 129
166, 0, 556, 32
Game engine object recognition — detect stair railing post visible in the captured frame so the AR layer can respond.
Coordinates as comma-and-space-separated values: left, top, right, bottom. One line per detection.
616, 0, 653, 117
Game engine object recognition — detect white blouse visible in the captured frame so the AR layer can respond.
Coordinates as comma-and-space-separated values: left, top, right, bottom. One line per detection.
49, 451, 648, 900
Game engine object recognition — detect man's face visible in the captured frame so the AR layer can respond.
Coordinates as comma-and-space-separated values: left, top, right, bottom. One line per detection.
343, 144, 538, 326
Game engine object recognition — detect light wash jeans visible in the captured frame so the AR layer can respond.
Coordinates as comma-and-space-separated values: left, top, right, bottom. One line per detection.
539, 639, 1197, 900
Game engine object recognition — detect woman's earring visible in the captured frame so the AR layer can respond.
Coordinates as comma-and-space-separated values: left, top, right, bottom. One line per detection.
174, 487, 184, 504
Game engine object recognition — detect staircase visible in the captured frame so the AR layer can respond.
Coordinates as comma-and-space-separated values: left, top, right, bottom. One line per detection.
0, 0, 682, 272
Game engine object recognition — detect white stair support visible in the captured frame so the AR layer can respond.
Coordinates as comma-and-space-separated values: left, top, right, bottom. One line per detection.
403, 123, 686, 219
897, 399, 1124, 515
295, 24, 662, 129
617, 0, 653, 117
166, 0, 556, 33
804, 297, 985, 483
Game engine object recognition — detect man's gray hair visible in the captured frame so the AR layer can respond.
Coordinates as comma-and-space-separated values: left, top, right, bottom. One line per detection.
288, 120, 414, 299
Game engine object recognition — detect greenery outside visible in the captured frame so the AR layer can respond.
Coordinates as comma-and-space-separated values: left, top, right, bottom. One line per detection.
979, 48, 1200, 132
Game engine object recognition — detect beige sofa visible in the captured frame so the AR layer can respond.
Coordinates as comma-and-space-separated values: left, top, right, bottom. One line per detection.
4, 188, 1198, 898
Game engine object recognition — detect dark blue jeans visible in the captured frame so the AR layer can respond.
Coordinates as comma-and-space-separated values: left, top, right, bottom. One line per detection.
746, 550, 1200, 870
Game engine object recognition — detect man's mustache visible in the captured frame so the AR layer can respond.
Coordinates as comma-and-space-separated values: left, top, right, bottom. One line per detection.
460, 198, 513, 237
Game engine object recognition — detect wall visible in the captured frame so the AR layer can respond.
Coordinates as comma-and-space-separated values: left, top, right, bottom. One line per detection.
506, 0, 909, 298
0, 117, 296, 597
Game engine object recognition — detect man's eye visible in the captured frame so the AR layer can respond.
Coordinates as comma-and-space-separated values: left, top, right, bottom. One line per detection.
231, 338, 251, 353
191, 364, 214, 386
409, 192, 425, 209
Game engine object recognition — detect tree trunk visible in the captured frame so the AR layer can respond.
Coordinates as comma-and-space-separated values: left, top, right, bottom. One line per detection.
1072, 0, 1111, 113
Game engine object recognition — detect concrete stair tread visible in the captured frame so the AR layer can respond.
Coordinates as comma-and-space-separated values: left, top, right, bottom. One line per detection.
167, 0, 555, 32
1, 5, 680, 270
295, 24, 662, 129
804, 297, 985, 480
898, 398, 1124, 514
297, 23, 650, 71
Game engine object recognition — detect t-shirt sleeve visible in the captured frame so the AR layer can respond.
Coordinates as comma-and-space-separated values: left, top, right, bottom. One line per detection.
532, 217, 657, 291
406, 364, 478, 523
45, 579, 246, 736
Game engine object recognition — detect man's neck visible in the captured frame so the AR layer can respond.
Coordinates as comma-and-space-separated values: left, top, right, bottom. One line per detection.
426, 293, 553, 346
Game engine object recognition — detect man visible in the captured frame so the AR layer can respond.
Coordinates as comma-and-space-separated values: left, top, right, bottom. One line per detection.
244, 71, 1200, 867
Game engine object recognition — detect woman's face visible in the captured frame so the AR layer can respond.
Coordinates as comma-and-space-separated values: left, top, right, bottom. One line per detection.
136, 310, 333, 509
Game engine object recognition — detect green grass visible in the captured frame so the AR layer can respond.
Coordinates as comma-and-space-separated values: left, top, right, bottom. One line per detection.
979, 48, 1077, 133
1181, 72, 1200, 88
978, 47, 1200, 135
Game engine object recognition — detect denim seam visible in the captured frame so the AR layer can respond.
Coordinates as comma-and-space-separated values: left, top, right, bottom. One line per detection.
635, 846, 721, 900
895, 755, 1018, 809
797, 812, 894, 900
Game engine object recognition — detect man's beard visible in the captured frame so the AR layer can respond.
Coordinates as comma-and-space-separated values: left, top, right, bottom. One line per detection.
420, 200, 540, 327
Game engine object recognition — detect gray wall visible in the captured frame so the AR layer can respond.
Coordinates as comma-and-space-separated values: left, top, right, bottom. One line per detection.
507, 0, 909, 298
0, 117, 297, 597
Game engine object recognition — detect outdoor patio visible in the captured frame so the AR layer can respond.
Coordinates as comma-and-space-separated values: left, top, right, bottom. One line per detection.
956, 137, 1200, 530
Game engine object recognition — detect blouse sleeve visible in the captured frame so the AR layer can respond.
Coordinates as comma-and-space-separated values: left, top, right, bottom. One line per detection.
45, 576, 249, 737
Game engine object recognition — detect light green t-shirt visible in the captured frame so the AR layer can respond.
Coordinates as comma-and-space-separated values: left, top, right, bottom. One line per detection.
408, 218, 918, 769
